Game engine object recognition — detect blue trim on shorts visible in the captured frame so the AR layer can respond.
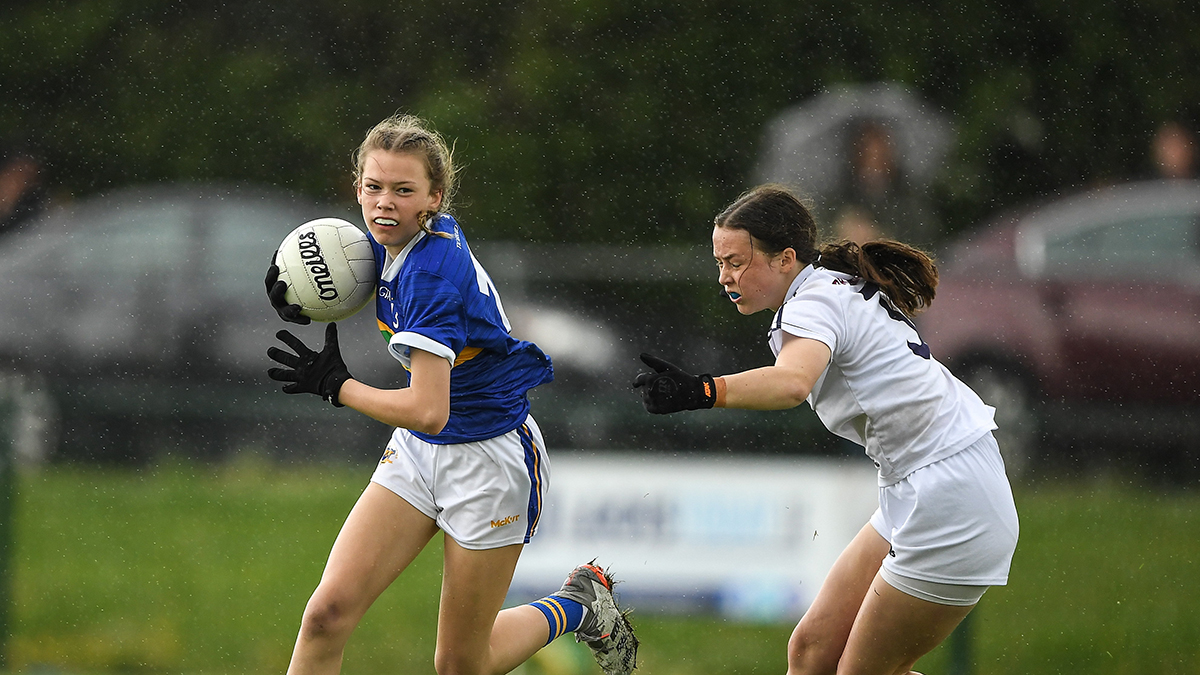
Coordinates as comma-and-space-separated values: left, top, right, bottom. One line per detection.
518, 424, 544, 543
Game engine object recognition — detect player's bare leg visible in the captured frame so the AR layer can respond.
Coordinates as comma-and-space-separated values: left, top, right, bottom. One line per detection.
434, 538, 548, 675
287, 483, 439, 675
835, 574, 973, 675
787, 523, 890, 675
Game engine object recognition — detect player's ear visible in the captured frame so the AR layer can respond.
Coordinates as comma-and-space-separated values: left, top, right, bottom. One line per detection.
429, 189, 444, 211
779, 247, 797, 271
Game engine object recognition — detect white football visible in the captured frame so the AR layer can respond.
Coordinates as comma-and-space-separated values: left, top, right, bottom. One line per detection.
275, 218, 376, 322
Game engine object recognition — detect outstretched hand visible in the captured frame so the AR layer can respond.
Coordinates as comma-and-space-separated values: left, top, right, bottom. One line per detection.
267, 323, 353, 406
265, 251, 311, 325
631, 353, 719, 414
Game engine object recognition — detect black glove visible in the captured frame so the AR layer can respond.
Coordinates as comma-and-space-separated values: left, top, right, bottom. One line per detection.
632, 353, 718, 414
265, 251, 311, 325
267, 323, 353, 406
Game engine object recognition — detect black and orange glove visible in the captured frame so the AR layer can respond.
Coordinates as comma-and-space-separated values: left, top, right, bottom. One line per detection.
267, 323, 352, 406
632, 353, 724, 414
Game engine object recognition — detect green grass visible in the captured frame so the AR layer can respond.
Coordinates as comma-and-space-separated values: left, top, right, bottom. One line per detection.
960, 479, 1200, 674
9, 457, 1200, 674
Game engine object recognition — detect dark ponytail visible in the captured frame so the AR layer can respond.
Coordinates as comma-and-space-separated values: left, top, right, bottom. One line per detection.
816, 239, 938, 316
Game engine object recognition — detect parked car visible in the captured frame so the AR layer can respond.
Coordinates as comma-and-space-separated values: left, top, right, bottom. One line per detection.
0, 182, 403, 463
918, 180, 1200, 477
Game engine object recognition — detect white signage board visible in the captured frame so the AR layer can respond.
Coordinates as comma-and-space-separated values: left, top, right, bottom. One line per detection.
507, 453, 879, 622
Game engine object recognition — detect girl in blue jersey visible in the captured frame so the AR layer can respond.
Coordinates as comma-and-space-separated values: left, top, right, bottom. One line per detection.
264, 115, 636, 675
634, 185, 1017, 675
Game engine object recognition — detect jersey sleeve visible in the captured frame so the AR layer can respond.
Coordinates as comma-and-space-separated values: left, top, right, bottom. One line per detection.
387, 269, 466, 368
777, 285, 844, 354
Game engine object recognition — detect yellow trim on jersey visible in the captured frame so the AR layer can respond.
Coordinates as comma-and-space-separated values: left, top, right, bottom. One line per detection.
379, 321, 483, 370
378, 319, 395, 340
454, 346, 483, 367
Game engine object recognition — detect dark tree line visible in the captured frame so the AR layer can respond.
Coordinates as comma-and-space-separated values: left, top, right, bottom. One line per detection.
3, 0, 1197, 244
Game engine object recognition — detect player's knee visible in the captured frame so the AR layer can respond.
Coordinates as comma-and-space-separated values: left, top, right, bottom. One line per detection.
433, 647, 485, 675
786, 629, 840, 675
299, 595, 357, 643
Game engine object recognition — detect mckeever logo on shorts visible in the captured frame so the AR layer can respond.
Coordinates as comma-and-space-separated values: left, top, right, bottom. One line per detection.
491, 514, 521, 528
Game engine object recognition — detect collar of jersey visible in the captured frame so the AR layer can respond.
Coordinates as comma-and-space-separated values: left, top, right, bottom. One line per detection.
381, 229, 428, 282
785, 263, 818, 301
771, 264, 818, 330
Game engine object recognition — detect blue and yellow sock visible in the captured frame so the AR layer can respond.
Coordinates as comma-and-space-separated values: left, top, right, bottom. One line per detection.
530, 595, 586, 645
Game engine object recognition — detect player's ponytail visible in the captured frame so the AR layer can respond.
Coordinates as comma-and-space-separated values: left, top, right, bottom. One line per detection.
816, 240, 938, 316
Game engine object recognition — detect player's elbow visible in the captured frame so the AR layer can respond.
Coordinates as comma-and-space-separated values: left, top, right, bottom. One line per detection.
773, 365, 815, 408
772, 391, 809, 410
773, 380, 812, 409
409, 407, 450, 436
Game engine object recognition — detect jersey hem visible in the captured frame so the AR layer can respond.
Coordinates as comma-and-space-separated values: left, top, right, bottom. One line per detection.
876, 428, 996, 486
408, 412, 529, 445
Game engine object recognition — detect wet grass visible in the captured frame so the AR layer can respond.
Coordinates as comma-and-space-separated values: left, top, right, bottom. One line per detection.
9, 457, 1199, 674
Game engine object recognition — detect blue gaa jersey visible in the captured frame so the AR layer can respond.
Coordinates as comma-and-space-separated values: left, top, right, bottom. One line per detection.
370, 214, 553, 444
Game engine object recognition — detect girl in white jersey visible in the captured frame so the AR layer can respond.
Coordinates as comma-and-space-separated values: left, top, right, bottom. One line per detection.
263, 115, 636, 675
633, 184, 1018, 675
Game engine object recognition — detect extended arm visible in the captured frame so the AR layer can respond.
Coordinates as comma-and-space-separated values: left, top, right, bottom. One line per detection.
721, 334, 830, 410
633, 334, 830, 414
267, 326, 451, 435
338, 348, 451, 434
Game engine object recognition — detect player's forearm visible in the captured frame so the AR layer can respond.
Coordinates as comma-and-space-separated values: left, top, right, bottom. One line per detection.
337, 379, 450, 434
720, 366, 811, 411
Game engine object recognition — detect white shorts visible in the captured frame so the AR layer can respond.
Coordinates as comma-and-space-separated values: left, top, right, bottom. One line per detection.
370, 415, 550, 550
870, 432, 1019, 600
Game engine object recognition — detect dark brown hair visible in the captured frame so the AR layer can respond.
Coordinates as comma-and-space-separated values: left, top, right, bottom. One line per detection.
714, 184, 938, 315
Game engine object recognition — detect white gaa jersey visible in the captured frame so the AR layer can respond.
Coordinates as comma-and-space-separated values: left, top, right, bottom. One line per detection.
769, 265, 997, 485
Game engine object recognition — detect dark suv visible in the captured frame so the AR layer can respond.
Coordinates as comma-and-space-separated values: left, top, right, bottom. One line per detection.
917, 180, 1200, 477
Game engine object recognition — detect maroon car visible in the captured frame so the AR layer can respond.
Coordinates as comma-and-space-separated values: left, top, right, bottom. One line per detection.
917, 180, 1200, 477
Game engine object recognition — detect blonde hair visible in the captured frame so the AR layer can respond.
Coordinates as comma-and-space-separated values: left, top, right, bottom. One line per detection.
353, 114, 458, 238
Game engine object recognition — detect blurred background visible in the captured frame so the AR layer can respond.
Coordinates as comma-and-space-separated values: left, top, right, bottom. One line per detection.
1, 0, 1198, 673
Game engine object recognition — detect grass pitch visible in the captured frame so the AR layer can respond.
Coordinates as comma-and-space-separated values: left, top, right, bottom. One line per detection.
9, 456, 1200, 674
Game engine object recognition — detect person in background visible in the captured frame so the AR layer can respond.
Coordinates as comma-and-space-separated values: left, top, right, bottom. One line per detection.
824, 120, 939, 248
0, 141, 47, 237
1150, 121, 1195, 180
828, 204, 881, 246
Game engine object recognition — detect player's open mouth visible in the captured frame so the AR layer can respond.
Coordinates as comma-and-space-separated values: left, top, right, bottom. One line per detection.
373, 218, 398, 227
727, 290, 741, 301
